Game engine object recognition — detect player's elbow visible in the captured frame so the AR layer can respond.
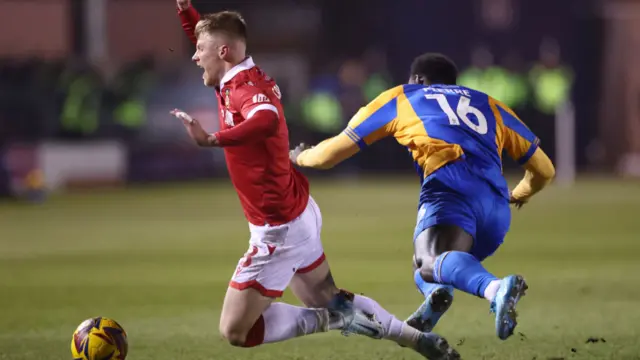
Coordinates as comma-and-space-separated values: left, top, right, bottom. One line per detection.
536, 160, 556, 182
527, 148, 555, 182
543, 164, 556, 181
528, 165, 554, 187
265, 116, 279, 137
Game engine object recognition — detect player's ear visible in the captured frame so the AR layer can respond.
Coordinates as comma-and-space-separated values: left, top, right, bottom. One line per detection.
409, 74, 423, 85
218, 44, 229, 60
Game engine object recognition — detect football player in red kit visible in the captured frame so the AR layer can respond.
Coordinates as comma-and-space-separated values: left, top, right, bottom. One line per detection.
170, 1, 459, 359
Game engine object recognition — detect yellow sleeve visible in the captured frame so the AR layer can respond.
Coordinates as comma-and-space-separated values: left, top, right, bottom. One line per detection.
296, 133, 359, 169
344, 85, 403, 148
489, 98, 554, 202
491, 98, 540, 165
295, 85, 403, 170
511, 147, 556, 202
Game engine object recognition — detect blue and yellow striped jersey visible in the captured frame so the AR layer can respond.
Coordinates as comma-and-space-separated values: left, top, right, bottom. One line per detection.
344, 84, 540, 197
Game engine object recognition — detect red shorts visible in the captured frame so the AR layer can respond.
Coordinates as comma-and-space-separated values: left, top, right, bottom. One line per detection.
229, 197, 325, 297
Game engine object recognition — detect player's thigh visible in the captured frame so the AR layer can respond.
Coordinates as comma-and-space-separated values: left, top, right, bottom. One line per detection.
413, 186, 476, 254
472, 196, 511, 261
219, 286, 273, 343
226, 226, 300, 329
230, 227, 297, 297
413, 187, 475, 279
289, 196, 337, 308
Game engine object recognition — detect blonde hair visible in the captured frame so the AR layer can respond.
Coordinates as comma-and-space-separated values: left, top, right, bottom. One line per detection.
195, 11, 247, 40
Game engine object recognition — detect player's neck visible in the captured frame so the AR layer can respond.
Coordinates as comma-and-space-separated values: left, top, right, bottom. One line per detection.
223, 55, 248, 74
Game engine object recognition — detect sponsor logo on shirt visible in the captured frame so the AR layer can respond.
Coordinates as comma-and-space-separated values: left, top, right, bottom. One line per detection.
252, 94, 270, 103
272, 85, 282, 99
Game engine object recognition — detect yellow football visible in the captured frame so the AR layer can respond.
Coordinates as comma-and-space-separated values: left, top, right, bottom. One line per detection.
71, 317, 128, 360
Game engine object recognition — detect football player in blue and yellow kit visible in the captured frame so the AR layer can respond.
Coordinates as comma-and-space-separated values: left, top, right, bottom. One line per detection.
289, 53, 555, 340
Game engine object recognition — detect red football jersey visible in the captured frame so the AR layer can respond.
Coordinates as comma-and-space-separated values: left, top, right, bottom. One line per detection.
213, 57, 309, 226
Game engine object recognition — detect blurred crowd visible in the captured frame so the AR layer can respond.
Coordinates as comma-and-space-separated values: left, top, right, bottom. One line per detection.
0, 56, 153, 143
0, 38, 573, 148
299, 39, 573, 142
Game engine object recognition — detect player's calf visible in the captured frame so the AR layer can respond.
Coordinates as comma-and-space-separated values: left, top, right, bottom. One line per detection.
288, 255, 459, 358
289, 260, 340, 308
290, 261, 384, 339
408, 226, 464, 333
414, 225, 499, 299
410, 258, 454, 332
219, 287, 354, 347
408, 225, 478, 333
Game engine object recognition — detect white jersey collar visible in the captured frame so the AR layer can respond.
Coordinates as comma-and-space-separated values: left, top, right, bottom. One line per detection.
220, 56, 255, 88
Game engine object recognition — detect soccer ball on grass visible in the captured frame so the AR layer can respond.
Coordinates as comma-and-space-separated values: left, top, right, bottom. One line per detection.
71, 317, 128, 360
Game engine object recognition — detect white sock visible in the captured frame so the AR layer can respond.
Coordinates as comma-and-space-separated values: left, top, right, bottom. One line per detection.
260, 303, 332, 344
483, 280, 502, 301
353, 295, 422, 348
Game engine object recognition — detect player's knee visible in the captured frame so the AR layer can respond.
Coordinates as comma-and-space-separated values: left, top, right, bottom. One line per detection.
219, 327, 248, 347
219, 322, 249, 347
414, 253, 436, 281
414, 231, 437, 282
418, 258, 436, 283
220, 314, 268, 348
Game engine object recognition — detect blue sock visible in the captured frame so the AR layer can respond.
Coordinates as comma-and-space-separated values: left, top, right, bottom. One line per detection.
414, 269, 454, 298
433, 251, 498, 298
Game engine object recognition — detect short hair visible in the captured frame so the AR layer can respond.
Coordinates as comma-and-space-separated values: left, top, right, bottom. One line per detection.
195, 11, 247, 41
410, 53, 458, 85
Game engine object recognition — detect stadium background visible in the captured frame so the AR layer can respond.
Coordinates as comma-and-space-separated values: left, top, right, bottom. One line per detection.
1, 0, 640, 359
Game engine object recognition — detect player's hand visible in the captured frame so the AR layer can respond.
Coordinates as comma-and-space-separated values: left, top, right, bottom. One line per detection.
176, 0, 191, 11
509, 193, 527, 209
289, 143, 312, 165
170, 109, 216, 147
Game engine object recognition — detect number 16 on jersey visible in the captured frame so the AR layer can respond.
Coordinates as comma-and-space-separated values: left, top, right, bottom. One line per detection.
425, 93, 488, 135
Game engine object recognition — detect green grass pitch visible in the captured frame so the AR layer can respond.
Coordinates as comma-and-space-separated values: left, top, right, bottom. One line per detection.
1, 177, 639, 359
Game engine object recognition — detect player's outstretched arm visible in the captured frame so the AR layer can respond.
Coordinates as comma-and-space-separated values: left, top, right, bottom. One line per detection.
510, 148, 555, 207
292, 134, 360, 170
211, 86, 283, 146
293, 86, 400, 169
214, 110, 279, 146
170, 108, 279, 147
176, 0, 200, 44
170, 109, 217, 146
